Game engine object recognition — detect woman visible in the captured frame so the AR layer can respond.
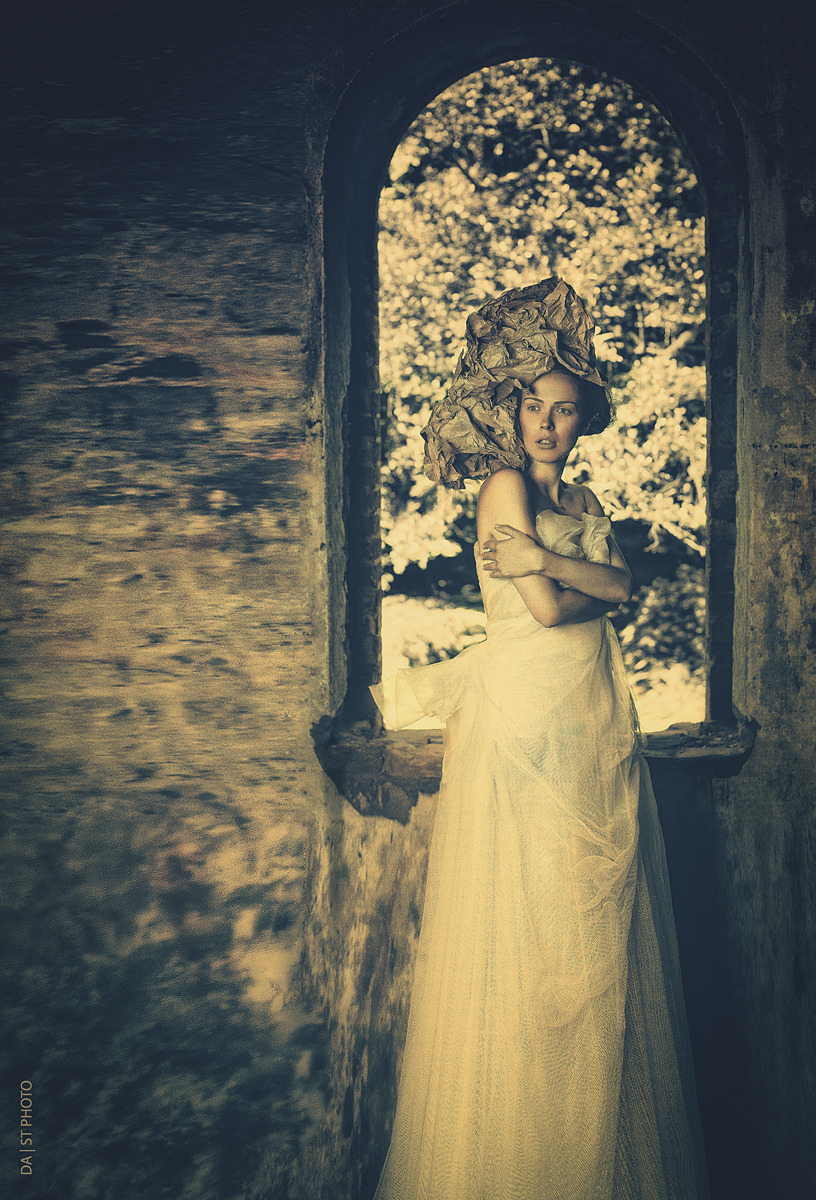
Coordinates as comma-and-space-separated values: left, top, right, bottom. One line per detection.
371, 278, 709, 1200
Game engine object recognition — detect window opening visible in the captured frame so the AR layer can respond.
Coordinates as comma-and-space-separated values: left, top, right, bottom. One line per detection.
378, 58, 707, 732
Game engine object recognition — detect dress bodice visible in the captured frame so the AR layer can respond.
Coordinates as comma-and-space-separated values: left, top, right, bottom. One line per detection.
534, 509, 612, 563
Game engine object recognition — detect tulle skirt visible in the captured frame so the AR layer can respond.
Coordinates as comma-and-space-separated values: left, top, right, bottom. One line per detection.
371, 616, 709, 1200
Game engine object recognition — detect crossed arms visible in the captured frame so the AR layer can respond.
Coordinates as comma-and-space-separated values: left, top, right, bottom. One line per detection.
476, 470, 633, 628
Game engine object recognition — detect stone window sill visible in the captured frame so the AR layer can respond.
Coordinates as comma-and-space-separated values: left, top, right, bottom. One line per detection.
316, 720, 757, 823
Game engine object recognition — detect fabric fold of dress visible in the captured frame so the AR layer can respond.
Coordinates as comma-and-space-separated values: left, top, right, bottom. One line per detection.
371, 510, 709, 1200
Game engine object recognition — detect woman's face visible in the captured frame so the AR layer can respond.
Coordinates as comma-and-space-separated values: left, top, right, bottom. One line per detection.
517, 371, 584, 464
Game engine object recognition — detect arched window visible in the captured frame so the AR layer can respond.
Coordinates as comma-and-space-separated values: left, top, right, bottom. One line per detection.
318, 6, 747, 780
378, 58, 708, 733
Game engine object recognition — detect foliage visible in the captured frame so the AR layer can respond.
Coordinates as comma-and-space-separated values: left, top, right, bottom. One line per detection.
571, 354, 706, 553
378, 57, 706, 582
616, 563, 706, 678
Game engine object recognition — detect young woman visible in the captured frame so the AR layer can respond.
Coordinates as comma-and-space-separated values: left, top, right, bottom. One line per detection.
371, 279, 709, 1200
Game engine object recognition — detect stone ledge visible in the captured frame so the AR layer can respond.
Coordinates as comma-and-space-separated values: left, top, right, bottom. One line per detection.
315, 721, 757, 821
314, 728, 444, 824
641, 721, 757, 769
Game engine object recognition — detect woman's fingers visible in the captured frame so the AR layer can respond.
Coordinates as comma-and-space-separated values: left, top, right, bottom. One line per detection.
479, 541, 497, 573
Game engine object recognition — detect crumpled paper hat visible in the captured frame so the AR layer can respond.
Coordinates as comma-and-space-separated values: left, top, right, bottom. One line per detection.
422, 277, 606, 488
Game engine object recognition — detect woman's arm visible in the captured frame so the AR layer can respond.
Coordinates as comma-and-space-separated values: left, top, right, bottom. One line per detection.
477, 470, 617, 627
539, 588, 622, 625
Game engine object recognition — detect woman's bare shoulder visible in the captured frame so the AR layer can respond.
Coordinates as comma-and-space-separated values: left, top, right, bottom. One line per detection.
476, 468, 535, 540
478, 467, 528, 503
577, 484, 605, 516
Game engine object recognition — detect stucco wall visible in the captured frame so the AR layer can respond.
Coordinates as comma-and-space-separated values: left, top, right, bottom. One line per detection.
1, 2, 814, 1199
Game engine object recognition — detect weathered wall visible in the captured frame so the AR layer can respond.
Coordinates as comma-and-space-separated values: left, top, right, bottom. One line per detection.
1, 2, 814, 1199
0, 7, 329, 1199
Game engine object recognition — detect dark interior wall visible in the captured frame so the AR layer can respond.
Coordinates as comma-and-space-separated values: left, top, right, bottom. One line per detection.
1, 6, 330, 1199
1, 2, 814, 1199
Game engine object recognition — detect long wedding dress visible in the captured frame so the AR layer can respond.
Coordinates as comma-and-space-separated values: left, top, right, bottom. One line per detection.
371, 510, 709, 1200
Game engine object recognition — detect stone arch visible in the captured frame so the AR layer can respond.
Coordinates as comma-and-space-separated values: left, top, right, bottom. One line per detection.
321, 0, 745, 726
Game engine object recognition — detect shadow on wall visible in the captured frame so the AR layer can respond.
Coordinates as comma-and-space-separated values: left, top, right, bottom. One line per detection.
1, 791, 330, 1200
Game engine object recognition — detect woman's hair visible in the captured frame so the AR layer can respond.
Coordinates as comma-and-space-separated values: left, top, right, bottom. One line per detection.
576, 376, 614, 435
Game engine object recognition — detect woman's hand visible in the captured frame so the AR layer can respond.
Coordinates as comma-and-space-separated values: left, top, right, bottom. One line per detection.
481, 525, 547, 578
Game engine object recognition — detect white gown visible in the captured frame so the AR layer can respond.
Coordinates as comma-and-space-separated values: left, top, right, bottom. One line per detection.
371, 510, 710, 1200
